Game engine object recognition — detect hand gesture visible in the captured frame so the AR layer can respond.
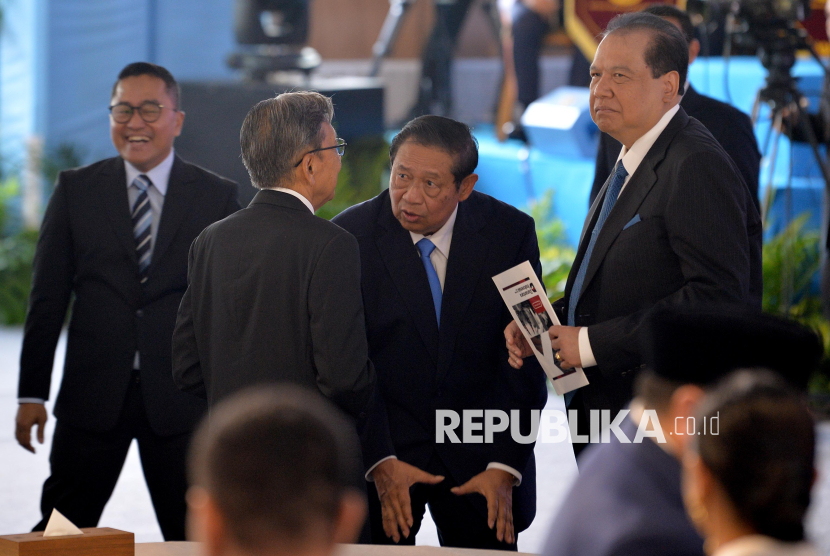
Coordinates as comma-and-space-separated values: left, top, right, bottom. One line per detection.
505, 321, 533, 369
371, 459, 444, 542
16, 403, 48, 453
451, 468, 516, 544
549, 325, 582, 369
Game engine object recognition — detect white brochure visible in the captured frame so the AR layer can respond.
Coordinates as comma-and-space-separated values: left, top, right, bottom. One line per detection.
493, 261, 589, 395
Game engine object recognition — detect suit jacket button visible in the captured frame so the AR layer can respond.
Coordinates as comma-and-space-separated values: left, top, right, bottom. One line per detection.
136, 310, 144, 317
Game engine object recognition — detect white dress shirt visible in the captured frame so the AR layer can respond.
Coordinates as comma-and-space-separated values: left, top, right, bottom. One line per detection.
366, 203, 523, 485
714, 535, 817, 556
19, 150, 176, 404
272, 187, 315, 214
577, 104, 680, 369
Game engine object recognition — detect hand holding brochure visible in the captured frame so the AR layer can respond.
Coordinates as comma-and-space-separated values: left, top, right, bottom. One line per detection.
493, 261, 589, 395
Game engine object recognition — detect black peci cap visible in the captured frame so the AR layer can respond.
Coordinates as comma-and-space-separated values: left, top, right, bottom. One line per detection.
640, 305, 823, 390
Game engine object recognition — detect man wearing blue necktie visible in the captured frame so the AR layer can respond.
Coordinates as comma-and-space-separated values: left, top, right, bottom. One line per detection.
505, 12, 762, 459
333, 115, 547, 550
15, 62, 240, 539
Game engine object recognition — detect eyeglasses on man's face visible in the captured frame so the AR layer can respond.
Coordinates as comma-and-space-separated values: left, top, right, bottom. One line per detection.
293, 138, 347, 167
109, 101, 175, 124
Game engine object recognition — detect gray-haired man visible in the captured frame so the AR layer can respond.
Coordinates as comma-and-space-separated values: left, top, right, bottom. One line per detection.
172, 91, 375, 423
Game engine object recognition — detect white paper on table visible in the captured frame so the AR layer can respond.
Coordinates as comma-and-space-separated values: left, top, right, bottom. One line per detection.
43, 508, 84, 537
493, 261, 590, 395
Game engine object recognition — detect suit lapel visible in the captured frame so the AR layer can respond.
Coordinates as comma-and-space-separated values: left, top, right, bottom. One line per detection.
150, 156, 198, 275
374, 197, 440, 364
102, 158, 139, 265
575, 109, 688, 304
436, 200, 488, 384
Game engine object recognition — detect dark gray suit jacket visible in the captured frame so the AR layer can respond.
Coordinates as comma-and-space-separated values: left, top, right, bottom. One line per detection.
172, 190, 375, 421
542, 419, 704, 556
557, 107, 763, 417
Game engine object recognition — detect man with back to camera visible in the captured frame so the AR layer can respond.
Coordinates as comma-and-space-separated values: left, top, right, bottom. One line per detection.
186, 385, 368, 556
591, 4, 761, 208
172, 91, 375, 424
505, 12, 762, 457
541, 305, 822, 556
333, 115, 548, 550
15, 62, 240, 539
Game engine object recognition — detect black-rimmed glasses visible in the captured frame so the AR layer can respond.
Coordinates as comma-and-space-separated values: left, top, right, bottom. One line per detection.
109, 101, 175, 124
293, 138, 347, 167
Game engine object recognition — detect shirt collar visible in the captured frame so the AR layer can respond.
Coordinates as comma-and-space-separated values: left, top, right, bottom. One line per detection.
124, 148, 175, 196
272, 187, 315, 214
714, 536, 815, 556
616, 104, 680, 177
409, 203, 458, 259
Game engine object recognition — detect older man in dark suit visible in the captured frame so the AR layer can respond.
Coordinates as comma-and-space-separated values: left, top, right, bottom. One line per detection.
172, 91, 374, 422
506, 13, 762, 456
591, 4, 761, 207
333, 116, 548, 550
15, 62, 240, 539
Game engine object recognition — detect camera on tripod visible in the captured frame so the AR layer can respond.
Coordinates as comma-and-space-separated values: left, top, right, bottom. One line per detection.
711, 0, 813, 107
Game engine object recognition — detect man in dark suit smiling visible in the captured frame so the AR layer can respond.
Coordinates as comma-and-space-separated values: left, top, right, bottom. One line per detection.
15, 62, 240, 539
506, 13, 761, 456
334, 116, 547, 550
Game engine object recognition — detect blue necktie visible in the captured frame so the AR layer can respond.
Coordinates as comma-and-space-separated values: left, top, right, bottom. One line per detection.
567, 161, 628, 326
131, 174, 153, 284
416, 238, 442, 326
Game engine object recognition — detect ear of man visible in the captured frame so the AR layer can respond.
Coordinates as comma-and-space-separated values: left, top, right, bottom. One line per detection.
457, 173, 478, 201
662, 71, 681, 103
186, 486, 227, 556
688, 39, 701, 65
331, 489, 368, 545
667, 383, 706, 452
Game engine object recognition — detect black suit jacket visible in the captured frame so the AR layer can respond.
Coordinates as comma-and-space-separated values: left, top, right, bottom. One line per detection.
591, 86, 760, 208
542, 419, 704, 556
172, 190, 375, 422
333, 190, 549, 532
560, 108, 762, 416
18, 155, 240, 436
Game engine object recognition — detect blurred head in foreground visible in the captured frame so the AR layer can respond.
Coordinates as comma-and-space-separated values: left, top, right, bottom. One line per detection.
187, 386, 366, 556
682, 370, 817, 554
635, 305, 821, 457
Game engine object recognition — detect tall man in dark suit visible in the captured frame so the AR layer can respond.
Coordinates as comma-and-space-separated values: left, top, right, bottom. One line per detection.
172, 91, 374, 423
15, 62, 240, 539
541, 306, 822, 556
506, 13, 762, 455
333, 116, 548, 550
590, 4, 761, 208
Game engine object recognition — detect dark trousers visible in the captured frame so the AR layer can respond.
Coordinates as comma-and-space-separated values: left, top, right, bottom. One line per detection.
33, 372, 191, 540
512, 2, 550, 108
366, 453, 517, 551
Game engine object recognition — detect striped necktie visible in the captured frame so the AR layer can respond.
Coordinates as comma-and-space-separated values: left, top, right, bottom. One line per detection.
131, 174, 153, 284
567, 161, 628, 326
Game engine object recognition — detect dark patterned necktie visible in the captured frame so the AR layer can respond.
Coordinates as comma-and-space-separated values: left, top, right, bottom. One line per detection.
131, 174, 153, 284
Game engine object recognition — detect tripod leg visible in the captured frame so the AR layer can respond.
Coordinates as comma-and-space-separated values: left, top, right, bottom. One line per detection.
370, 0, 416, 77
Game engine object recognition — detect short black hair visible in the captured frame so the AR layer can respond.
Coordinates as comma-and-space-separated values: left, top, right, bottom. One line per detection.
188, 385, 360, 552
111, 62, 181, 109
390, 115, 478, 188
604, 12, 689, 92
694, 370, 815, 542
642, 4, 695, 45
